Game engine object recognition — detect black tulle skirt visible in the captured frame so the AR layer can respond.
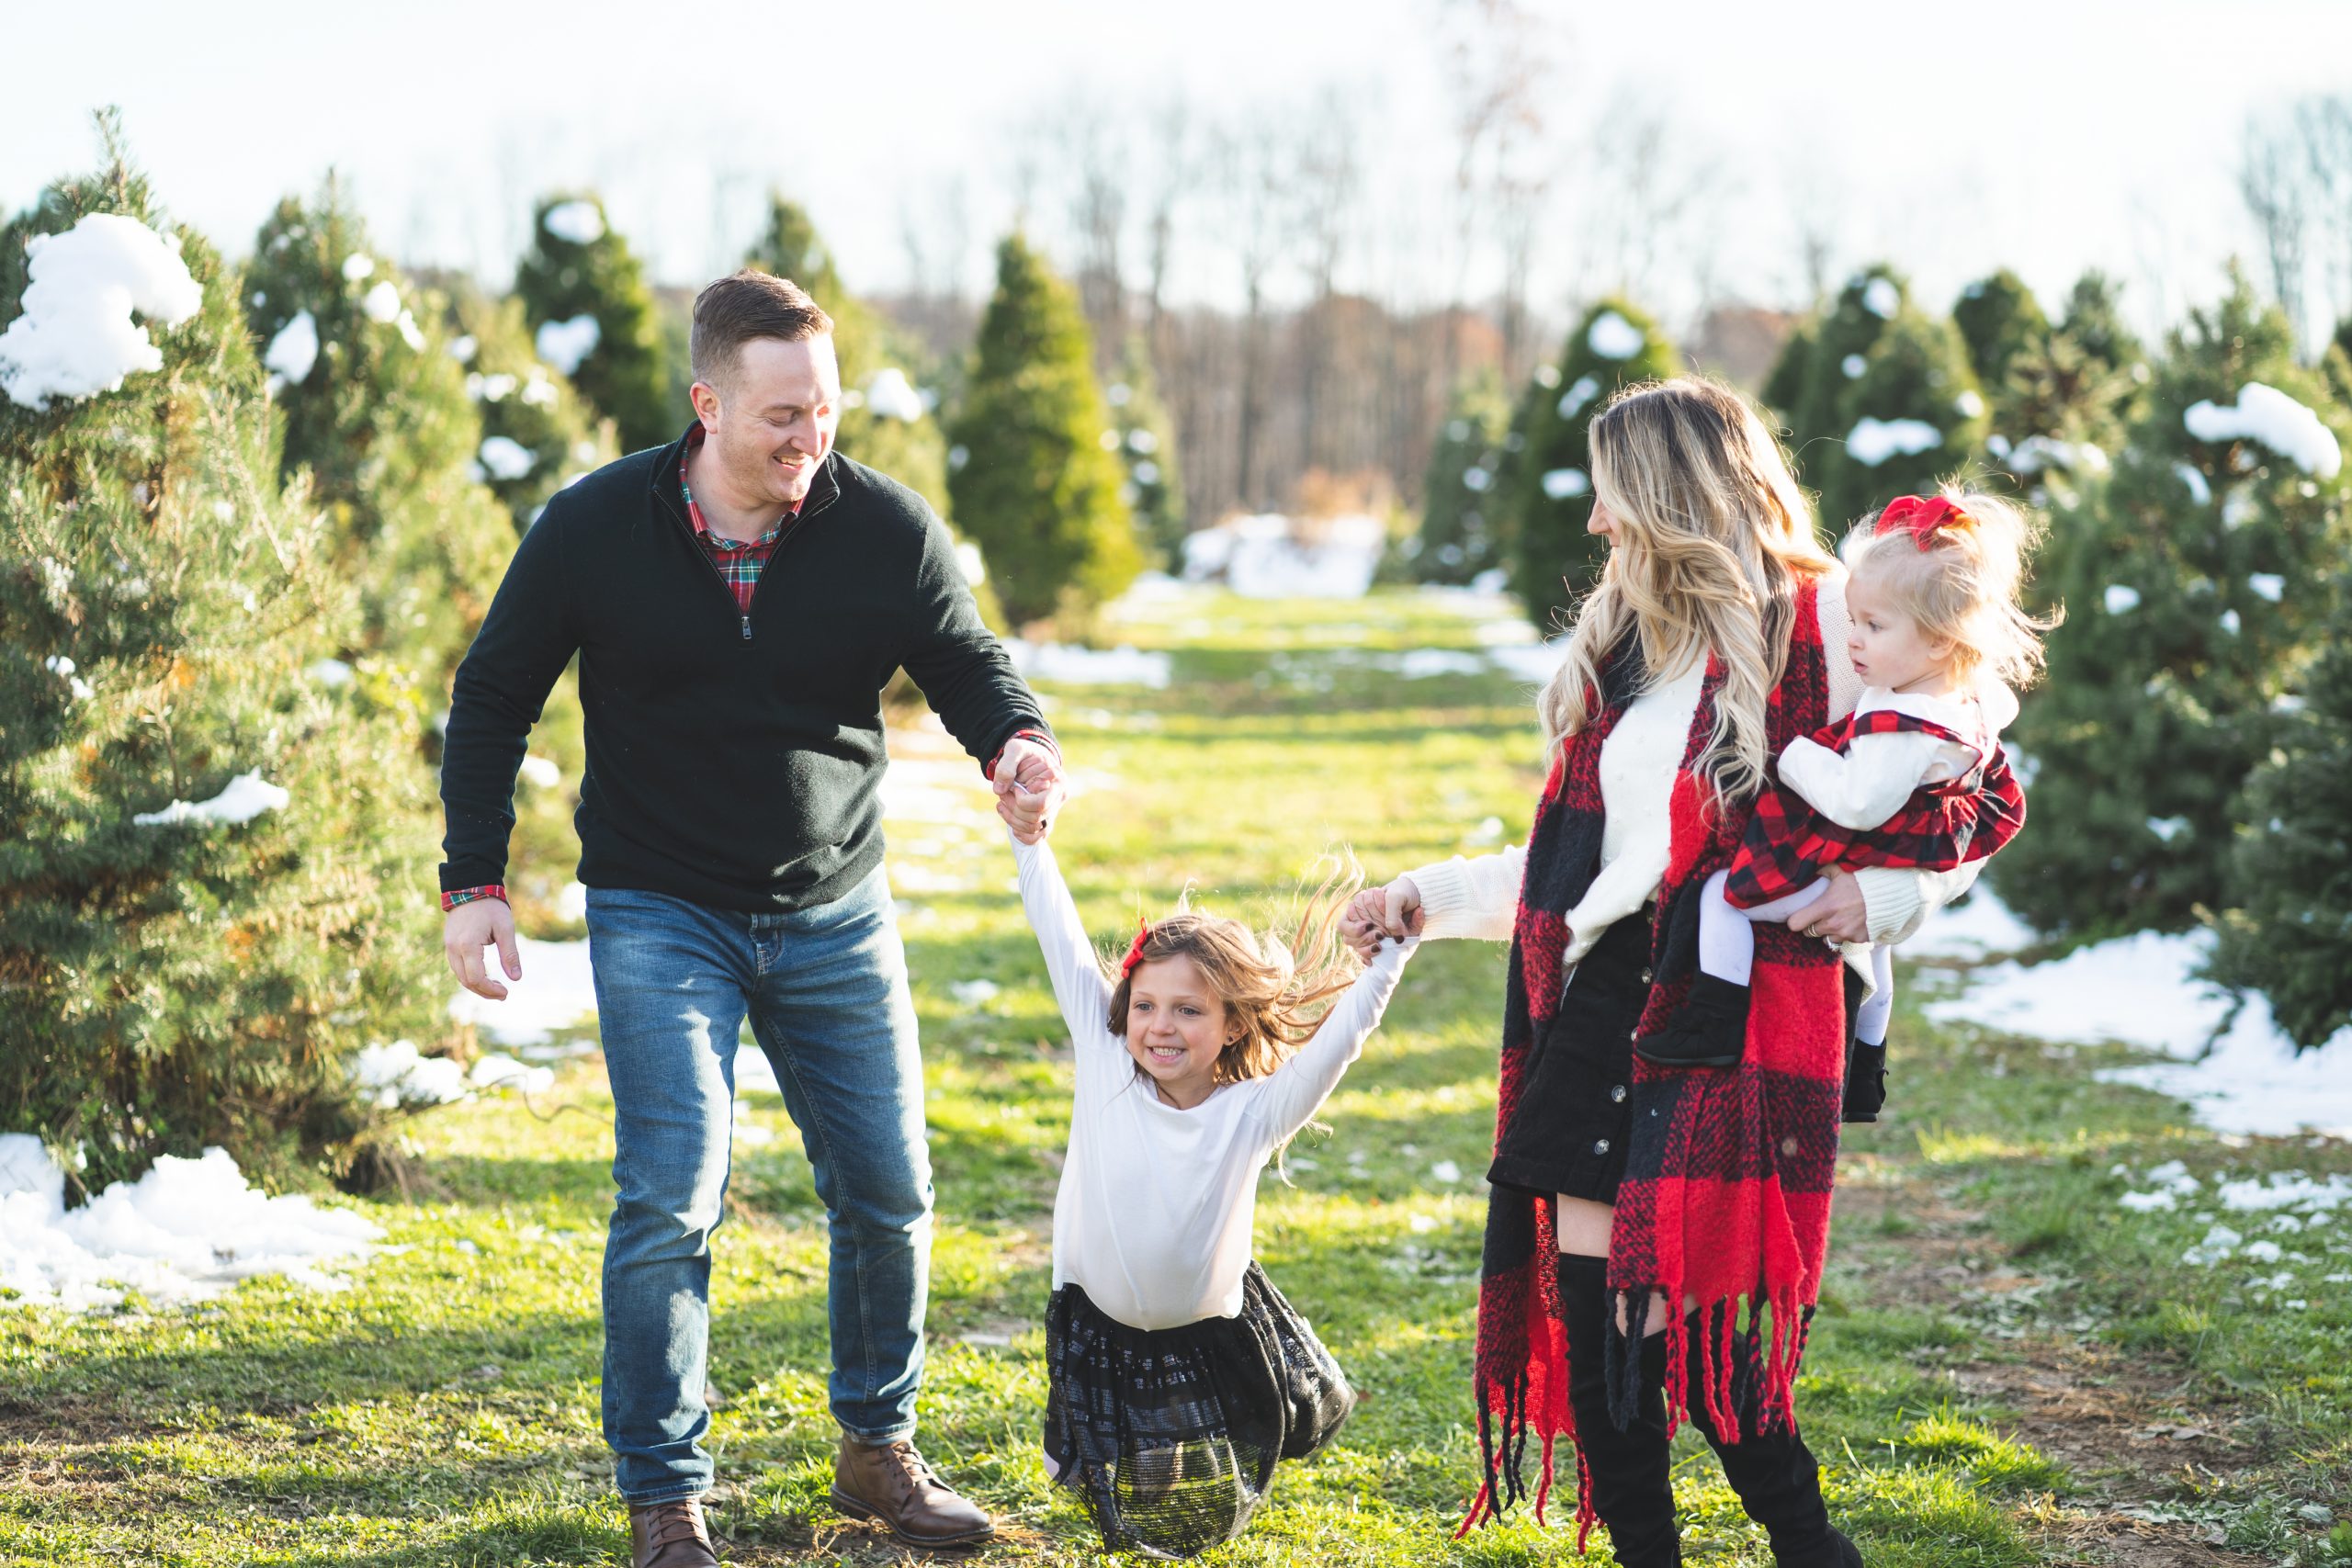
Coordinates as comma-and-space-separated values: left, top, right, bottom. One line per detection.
1043, 1261, 1354, 1559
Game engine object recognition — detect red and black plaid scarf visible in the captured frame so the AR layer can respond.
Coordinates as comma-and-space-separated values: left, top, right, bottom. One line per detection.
1460, 576, 1849, 1542
1725, 706, 2028, 909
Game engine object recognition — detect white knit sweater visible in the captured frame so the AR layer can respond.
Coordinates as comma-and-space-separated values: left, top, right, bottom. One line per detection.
1407, 575, 1980, 971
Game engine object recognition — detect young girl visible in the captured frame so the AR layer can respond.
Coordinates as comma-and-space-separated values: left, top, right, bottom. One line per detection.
1001, 793, 1413, 1559
1636, 491, 2050, 1071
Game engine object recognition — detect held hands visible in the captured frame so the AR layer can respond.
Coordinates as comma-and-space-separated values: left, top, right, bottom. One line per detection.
1341, 876, 1424, 960
993, 735, 1066, 844
445, 897, 522, 1000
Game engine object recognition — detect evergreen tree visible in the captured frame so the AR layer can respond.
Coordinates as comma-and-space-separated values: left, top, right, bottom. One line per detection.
1760, 316, 1817, 429
742, 194, 1002, 627
1815, 299, 1988, 535
946, 233, 1139, 626
1, 138, 443, 1190
2210, 571, 2352, 1049
2057, 270, 2144, 377
1995, 273, 2352, 939
443, 286, 617, 532
1508, 298, 1681, 628
1951, 268, 2049, 403
1417, 367, 1513, 584
1985, 272, 2147, 499
1783, 265, 1908, 486
514, 192, 673, 452
243, 186, 514, 700
1105, 334, 1186, 570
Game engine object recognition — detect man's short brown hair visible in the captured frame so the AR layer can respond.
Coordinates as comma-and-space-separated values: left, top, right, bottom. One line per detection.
690, 270, 834, 389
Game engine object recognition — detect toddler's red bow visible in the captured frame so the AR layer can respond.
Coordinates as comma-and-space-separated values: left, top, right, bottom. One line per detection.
1877, 494, 1973, 548
1119, 917, 1154, 978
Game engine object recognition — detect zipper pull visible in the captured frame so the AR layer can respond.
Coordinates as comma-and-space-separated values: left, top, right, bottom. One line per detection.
741, 614, 752, 641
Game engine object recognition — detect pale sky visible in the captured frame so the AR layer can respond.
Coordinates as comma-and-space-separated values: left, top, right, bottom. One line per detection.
14, 1, 2352, 336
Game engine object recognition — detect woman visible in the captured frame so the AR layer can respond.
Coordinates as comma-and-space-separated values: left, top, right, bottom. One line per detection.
1346, 378, 1980, 1567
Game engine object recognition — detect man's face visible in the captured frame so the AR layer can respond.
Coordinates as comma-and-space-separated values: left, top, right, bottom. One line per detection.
697, 335, 841, 509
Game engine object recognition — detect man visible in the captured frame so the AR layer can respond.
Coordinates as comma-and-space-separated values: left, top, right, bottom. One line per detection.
440, 271, 1066, 1567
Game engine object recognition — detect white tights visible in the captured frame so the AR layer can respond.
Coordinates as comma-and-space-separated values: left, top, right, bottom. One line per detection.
1698, 870, 1893, 1046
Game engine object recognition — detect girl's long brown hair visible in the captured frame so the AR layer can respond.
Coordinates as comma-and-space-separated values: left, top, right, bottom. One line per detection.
1105, 857, 1364, 1089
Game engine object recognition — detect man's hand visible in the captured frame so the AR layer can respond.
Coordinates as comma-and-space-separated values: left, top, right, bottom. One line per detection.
446, 897, 522, 1000
1341, 876, 1424, 959
1785, 866, 1871, 945
993, 735, 1066, 843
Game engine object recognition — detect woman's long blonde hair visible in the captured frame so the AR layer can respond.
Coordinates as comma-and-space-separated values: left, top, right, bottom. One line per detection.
1538, 378, 1837, 807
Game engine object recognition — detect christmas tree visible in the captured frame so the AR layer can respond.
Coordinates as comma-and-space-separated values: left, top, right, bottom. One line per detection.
1781, 265, 1908, 485
1105, 334, 1187, 570
1417, 367, 1513, 584
1760, 316, 1817, 429
0, 133, 443, 1190
1984, 272, 2147, 498
1951, 268, 2049, 406
1994, 273, 2352, 939
2210, 571, 2352, 1049
1508, 297, 1681, 628
946, 233, 1139, 626
741, 194, 1002, 627
243, 185, 514, 700
513, 192, 673, 453
442, 286, 617, 533
1815, 296, 1987, 535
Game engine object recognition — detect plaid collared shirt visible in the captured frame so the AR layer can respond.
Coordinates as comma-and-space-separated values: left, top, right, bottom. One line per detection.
440, 429, 1053, 911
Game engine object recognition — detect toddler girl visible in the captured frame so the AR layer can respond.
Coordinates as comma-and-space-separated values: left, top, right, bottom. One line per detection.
1004, 797, 1414, 1558
1638, 491, 2050, 1070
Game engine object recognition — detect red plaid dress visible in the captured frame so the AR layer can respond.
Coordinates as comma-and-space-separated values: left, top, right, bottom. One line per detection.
1723, 706, 2028, 911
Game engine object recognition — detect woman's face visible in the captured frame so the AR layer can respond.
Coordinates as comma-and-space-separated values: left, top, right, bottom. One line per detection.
1588, 495, 1621, 544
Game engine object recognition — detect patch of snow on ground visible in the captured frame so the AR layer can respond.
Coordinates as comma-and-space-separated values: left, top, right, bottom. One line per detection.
132, 772, 287, 828
1005, 639, 1172, 688
448, 936, 599, 1047
2184, 382, 2343, 478
0, 213, 204, 410
0, 1134, 383, 1312
735, 1046, 781, 1097
1395, 649, 1488, 678
352, 1040, 469, 1108
1905, 885, 2037, 959
1182, 513, 1385, 598
1487, 638, 1570, 684
1929, 924, 2352, 1137
470, 1054, 555, 1095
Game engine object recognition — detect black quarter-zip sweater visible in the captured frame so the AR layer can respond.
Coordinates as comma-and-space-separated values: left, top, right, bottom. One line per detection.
438, 427, 1049, 913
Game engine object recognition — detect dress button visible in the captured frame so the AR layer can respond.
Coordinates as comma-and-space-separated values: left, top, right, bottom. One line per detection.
1593, 1138, 1611, 1155
1611, 1085, 1628, 1103
1629, 1027, 1640, 1042
1640, 968, 1655, 986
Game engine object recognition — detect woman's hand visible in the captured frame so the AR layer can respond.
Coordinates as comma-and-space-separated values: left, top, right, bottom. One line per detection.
1784, 866, 1871, 945
1342, 876, 1424, 959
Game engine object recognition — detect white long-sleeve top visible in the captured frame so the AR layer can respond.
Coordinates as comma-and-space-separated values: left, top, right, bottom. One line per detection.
1012, 831, 1414, 1331
1407, 574, 1981, 971
1775, 681, 2017, 831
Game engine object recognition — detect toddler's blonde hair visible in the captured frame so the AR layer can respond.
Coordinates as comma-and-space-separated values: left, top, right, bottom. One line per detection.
1845, 488, 2064, 689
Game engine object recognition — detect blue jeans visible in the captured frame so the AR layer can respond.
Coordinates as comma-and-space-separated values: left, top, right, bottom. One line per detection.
584, 864, 933, 1504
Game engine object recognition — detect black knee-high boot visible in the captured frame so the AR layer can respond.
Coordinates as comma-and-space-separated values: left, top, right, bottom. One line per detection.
1680, 1325, 1860, 1568
1557, 1254, 1680, 1568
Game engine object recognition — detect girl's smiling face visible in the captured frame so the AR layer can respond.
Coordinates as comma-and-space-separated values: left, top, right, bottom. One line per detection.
1123, 953, 1238, 1109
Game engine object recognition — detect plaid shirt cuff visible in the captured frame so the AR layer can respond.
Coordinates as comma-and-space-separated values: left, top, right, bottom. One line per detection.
984, 728, 1060, 783
441, 885, 508, 912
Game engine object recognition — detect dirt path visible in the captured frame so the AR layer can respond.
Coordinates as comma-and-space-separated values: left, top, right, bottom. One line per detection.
1837, 1179, 2285, 1568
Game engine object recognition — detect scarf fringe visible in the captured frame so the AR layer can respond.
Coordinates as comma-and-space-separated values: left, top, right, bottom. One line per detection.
1600, 1284, 1821, 1441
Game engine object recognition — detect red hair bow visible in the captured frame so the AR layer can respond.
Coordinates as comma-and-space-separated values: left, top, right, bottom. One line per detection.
1119, 917, 1154, 979
1876, 494, 1973, 548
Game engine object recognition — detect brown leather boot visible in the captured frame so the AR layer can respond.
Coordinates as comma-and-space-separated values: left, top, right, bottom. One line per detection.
830, 1435, 996, 1548
628, 1496, 719, 1568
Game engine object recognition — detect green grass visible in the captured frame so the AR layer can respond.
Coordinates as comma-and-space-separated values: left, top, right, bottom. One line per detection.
3, 586, 2346, 1564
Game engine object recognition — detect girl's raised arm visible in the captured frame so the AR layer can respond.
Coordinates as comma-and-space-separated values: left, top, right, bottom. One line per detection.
1009, 828, 1117, 1049
1250, 936, 1416, 1146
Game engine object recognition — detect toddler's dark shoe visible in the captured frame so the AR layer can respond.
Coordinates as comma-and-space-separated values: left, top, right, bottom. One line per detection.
1634, 974, 1750, 1068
